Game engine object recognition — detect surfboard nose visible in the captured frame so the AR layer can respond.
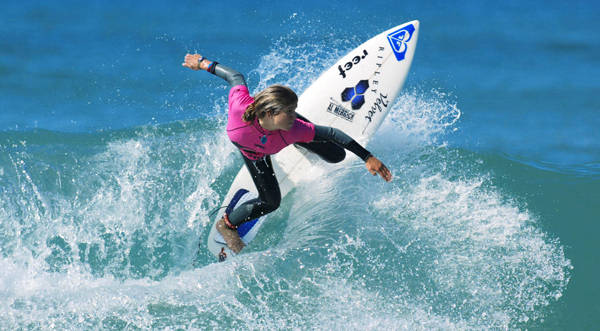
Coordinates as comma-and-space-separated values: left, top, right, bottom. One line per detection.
385, 20, 420, 40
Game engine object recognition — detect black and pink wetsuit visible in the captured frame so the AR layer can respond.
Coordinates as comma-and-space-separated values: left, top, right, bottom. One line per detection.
210, 63, 372, 226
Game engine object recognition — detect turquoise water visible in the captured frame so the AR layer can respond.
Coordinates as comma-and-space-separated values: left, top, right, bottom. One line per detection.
1, 0, 599, 330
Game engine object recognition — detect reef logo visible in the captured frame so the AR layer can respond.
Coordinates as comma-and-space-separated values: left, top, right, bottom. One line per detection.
338, 49, 368, 78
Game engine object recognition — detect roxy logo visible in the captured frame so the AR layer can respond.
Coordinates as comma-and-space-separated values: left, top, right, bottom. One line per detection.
338, 49, 368, 78
387, 24, 415, 62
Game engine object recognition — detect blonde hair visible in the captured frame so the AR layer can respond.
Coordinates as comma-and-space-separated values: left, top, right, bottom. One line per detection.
242, 84, 298, 123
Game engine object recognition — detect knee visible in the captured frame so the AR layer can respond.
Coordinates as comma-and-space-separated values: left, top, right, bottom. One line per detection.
321, 147, 346, 164
263, 196, 281, 213
257, 200, 280, 217
257, 190, 281, 214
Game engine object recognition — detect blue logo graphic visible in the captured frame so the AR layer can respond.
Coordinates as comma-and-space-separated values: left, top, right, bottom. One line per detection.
341, 80, 369, 110
387, 24, 415, 62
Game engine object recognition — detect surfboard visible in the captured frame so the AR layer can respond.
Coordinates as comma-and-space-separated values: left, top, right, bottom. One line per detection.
206, 21, 420, 262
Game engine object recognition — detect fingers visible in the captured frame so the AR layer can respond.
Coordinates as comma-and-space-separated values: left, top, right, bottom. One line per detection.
373, 167, 392, 182
365, 156, 393, 182
379, 164, 393, 182
182, 54, 201, 70
374, 165, 392, 182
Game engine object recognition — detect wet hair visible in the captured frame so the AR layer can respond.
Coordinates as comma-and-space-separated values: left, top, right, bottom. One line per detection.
242, 84, 298, 123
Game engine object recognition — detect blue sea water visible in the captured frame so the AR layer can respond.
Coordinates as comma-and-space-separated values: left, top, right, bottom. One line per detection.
1, 0, 599, 330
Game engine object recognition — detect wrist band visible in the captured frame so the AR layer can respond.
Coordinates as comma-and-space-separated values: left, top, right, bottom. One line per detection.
198, 56, 206, 70
208, 61, 219, 74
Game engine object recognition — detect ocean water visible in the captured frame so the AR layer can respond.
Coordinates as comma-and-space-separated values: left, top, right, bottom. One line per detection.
1, 0, 598, 330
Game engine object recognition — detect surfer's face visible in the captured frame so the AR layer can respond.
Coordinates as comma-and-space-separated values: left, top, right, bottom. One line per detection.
271, 103, 297, 131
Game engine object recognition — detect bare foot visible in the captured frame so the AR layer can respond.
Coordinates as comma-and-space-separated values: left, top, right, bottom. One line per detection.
216, 218, 245, 253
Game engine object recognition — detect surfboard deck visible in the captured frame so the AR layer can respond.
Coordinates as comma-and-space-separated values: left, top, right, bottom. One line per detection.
206, 21, 420, 261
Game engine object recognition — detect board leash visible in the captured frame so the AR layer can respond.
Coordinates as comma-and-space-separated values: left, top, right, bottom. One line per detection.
191, 205, 228, 267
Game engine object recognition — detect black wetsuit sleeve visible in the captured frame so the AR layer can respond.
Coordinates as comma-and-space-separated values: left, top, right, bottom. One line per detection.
313, 124, 372, 161
210, 63, 248, 88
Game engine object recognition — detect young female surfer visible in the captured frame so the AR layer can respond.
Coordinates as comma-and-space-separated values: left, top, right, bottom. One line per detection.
182, 54, 392, 253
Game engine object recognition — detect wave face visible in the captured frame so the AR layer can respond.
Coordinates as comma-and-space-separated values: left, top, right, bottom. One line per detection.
0, 48, 573, 330
2, 1, 597, 329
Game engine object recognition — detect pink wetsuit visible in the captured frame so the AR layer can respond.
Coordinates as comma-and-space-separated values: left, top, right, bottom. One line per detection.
208, 62, 369, 227
226, 85, 315, 160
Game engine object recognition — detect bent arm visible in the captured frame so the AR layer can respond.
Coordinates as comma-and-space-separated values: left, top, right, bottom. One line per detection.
212, 64, 247, 88
313, 124, 371, 161
313, 124, 393, 182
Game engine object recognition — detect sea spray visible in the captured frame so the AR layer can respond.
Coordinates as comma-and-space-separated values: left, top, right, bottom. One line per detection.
0, 34, 572, 331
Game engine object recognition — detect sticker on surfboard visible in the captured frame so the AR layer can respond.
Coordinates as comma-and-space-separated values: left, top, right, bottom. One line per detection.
387, 23, 416, 62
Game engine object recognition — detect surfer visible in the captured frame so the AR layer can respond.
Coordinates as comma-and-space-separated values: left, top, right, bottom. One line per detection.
183, 54, 392, 253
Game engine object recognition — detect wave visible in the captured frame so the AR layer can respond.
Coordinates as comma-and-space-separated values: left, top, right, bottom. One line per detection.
0, 40, 575, 330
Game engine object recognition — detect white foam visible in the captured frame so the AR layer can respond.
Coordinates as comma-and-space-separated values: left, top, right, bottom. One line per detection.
0, 38, 571, 331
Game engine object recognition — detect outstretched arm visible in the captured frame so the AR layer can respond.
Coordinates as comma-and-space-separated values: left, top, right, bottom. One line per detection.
182, 53, 211, 71
182, 54, 247, 88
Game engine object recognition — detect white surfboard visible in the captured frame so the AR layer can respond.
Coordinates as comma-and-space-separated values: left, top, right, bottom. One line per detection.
207, 21, 420, 262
